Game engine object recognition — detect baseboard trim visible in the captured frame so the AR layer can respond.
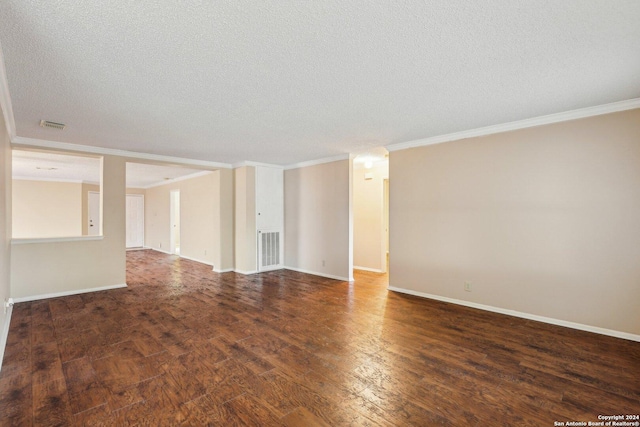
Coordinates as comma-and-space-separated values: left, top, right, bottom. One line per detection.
387, 286, 640, 343
354, 266, 385, 273
13, 283, 128, 303
0, 304, 13, 373
284, 266, 351, 282
144, 246, 173, 255
213, 268, 234, 273
234, 270, 258, 275
178, 254, 213, 267
144, 248, 219, 269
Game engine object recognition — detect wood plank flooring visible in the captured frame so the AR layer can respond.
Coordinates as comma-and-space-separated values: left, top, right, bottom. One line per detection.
1, 249, 639, 426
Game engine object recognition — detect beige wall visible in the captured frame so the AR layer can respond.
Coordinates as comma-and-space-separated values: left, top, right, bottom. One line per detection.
145, 173, 214, 264
234, 166, 256, 273
145, 171, 233, 271
353, 162, 388, 272
13, 180, 82, 238
0, 109, 12, 365
126, 188, 145, 195
284, 160, 352, 281
11, 155, 127, 299
390, 109, 640, 336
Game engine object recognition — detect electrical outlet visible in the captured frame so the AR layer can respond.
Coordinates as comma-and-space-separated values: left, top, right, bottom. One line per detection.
204, 250, 207, 255
464, 282, 472, 292
322, 260, 326, 267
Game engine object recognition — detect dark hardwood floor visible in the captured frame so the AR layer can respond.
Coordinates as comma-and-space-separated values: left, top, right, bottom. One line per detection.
1, 250, 639, 426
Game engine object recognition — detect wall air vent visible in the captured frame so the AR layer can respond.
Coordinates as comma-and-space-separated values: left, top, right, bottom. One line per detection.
258, 230, 282, 271
39, 120, 66, 130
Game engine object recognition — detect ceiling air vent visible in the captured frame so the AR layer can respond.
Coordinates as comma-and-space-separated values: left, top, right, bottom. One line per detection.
40, 120, 66, 130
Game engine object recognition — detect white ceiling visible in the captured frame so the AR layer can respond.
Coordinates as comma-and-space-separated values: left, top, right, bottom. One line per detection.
13, 149, 206, 188
1, 1, 639, 166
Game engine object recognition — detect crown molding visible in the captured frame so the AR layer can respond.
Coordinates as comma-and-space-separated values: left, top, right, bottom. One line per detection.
12, 176, 84, 184
386, 98, 640, 153
284, 154, 350, 170
0, 42, 16, 139
13, 176, 100, 186
142, 170, 213, 189
11, 136, 233, 169
232, 161, 284, 169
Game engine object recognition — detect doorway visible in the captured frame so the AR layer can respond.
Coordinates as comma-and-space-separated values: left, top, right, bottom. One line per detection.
170, 190, 181, 255
383, 178, 389, 273
88, 191, 100, 236
126, 194, 144, 248
352, 149, 389, 277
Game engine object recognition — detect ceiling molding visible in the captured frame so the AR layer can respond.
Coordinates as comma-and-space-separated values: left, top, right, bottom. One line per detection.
232, 161, 284, 169
0, 42, 16, 139
11, 136, 233, 169
284, 154, 350, 170
12, 176, 84, 184
142, 170, 213, 189
386, 98, 640, 153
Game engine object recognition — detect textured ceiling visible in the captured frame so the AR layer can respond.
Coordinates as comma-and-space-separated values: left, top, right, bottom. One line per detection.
1, 1, 639, 166
13, 150, 205, 188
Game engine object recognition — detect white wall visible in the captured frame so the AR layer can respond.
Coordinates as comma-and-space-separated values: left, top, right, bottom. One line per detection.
353, 162, 388, 272
0, 108, 12, 370
235, 166, 256, 274
390, 109, 640, 337
284, 160, 352, 281
217, 168, 234, 272
12, 180, 82, 238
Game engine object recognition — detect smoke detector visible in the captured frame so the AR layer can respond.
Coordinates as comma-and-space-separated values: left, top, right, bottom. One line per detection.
40, 120, 66, 130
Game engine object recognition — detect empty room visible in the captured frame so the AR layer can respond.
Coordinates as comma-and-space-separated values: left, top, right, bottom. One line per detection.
1, 1, 639, 426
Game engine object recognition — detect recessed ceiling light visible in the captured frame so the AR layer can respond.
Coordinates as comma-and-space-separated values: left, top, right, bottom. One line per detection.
36, 167, 58, 170
39, 120, 66, 130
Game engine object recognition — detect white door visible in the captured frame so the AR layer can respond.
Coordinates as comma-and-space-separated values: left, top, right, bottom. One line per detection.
88, 191, 100, 236
256, 166, 284, 271
126, 194, 144, 248
256, 166, 284, 230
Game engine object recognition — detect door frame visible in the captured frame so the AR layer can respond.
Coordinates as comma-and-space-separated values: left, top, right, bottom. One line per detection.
382, 178, 389, 273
